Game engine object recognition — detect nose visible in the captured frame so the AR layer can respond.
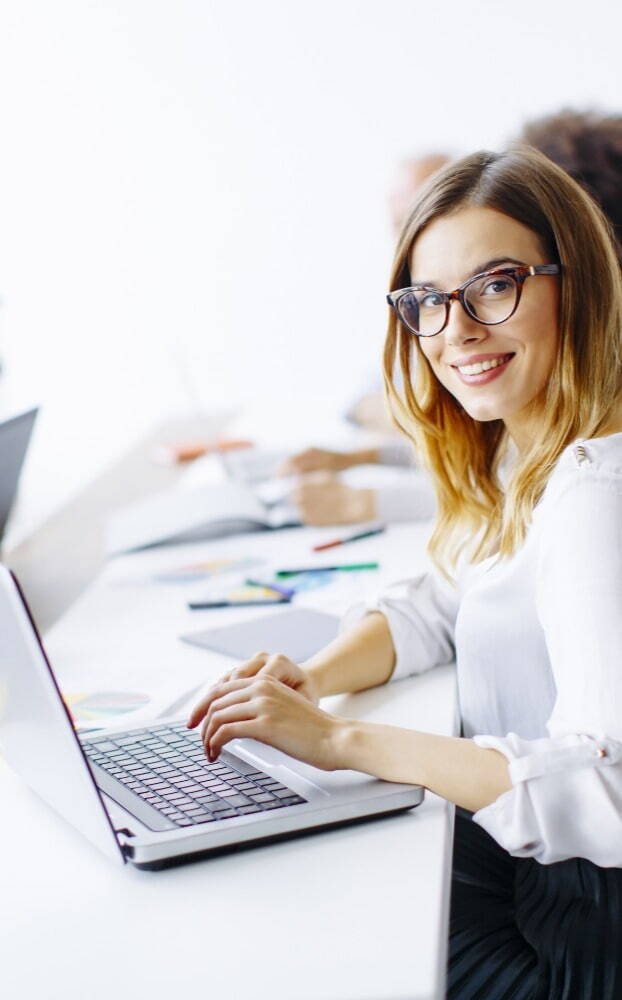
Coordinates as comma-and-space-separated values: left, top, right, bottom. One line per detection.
443, 299, 488, 348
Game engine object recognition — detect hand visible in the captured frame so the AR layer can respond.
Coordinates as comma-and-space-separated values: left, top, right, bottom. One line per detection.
186, 673, 346, 769
188, 652, 320, 720
292, 473, 376, 526
279, 447, 354, 476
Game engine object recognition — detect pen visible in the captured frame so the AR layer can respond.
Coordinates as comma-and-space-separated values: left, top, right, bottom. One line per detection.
275, 562, 379, 577
188, 598, 290, 610
312, 525, 386, 552
245, 578, 296, 599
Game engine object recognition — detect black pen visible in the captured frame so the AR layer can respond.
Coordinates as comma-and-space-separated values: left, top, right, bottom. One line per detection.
188, 598, 290, 610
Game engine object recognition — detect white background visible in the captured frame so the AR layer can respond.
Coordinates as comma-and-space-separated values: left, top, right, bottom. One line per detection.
1, 0, 621, 534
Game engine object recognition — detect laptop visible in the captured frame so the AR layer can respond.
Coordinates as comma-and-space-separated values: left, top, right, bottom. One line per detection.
0, 566, 423, 868
0, 407, 38, 542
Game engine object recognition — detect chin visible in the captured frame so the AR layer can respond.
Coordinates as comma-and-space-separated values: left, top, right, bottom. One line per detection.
459, 398, 507, 423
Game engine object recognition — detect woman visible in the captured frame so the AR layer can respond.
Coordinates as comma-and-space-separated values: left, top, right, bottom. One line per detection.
188, 147, 622, 998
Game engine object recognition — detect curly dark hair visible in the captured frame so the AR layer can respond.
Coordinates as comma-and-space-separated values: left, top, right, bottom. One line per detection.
519, 110, 622, 246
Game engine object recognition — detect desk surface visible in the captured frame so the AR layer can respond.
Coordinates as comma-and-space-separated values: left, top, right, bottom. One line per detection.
0, 438, 457, 1000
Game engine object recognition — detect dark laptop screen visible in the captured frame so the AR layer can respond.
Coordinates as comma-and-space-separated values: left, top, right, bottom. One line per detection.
0, 408, 38, 540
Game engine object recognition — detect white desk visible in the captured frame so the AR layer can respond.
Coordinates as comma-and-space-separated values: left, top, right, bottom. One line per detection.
1, 506, 457, 1000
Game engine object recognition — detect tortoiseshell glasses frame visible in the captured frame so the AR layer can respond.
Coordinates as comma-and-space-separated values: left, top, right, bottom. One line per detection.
386, 264, 561, 338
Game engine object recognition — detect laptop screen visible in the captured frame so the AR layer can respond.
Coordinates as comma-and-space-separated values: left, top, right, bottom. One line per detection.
0, 408, 38, 540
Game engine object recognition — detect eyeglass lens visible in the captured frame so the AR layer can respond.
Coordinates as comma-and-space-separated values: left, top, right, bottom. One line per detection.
398, 272, 519, 336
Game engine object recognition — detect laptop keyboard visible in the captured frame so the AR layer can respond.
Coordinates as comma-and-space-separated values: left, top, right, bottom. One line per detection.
82, 721, 307, 829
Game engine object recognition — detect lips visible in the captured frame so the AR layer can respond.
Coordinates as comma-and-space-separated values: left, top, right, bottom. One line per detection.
451, 352, 515, 386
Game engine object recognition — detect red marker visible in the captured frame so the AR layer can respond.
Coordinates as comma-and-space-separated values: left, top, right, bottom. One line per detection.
312, 525, 385, 552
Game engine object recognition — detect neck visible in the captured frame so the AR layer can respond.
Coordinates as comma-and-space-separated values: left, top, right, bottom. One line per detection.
503, 402, 542, 455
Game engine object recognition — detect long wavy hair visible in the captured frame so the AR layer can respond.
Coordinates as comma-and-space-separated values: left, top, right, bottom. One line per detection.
383, 146, 622, 573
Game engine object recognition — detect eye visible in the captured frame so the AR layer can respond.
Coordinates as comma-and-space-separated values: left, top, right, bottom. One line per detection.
480, 277, 513, 296
419, 290, 445, 309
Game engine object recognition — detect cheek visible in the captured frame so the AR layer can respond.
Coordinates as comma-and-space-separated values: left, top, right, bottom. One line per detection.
420, 346, 450, 388
418, 342, 442, 374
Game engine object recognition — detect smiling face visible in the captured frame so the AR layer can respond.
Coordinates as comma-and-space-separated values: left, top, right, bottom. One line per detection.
410, 205, 560, 449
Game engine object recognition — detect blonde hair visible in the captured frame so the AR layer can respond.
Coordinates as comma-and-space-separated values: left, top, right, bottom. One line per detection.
383, 147, 622, 573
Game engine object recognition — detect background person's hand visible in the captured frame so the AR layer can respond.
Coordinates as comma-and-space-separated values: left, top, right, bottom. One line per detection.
278, 447, 355, 476
292, 472, 376, 525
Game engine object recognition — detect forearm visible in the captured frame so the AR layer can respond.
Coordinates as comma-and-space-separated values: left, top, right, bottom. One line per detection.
344, 446, 381, 468
336, 721, 511, 812
302, 612, 395, 698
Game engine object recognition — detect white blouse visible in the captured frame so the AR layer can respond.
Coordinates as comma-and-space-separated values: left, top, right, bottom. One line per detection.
344, 433, 622, 866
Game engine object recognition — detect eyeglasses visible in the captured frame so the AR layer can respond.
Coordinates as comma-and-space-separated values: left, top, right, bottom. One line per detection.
386, 264, 560, 338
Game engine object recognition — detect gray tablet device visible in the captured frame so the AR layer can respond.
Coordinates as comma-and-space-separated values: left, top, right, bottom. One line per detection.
180, 607, 340, 663
0, 408, 38, 542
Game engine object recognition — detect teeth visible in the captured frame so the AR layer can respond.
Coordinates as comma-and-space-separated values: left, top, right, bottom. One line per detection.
457, 355, 510, 376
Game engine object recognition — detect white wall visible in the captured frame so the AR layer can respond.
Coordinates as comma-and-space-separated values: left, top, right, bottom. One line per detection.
1, 0, 621, 532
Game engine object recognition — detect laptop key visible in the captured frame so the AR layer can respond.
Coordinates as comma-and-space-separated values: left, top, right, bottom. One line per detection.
219, 793, 252, 807
92, 766, 177, 831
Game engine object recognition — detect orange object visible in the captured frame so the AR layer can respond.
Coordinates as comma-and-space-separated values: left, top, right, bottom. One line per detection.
152, 438, 254, 465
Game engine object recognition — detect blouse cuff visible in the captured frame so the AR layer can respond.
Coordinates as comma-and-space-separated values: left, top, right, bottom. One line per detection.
471, 732, 622, 865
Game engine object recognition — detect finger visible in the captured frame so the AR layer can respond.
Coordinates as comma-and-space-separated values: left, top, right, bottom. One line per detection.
207, 720, 263, 762
186, 654, 268, 727
202, 703, 259, 760
186, 676, 258, 728
199, 687, 255, 743
258, 655, 302, 688
229, 652, 269, 680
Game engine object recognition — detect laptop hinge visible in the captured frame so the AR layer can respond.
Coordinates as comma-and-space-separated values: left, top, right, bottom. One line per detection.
115, 830, 136, 860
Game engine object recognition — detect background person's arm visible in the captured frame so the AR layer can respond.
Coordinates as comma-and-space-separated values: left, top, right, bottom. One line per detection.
279, 445, 381, 475
293, 473, 376, 525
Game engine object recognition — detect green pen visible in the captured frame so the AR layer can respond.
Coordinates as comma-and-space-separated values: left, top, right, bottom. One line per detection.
275, 562, 379, 577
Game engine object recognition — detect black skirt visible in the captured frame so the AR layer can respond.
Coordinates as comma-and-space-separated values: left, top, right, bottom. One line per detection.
447, 808, 622, 1000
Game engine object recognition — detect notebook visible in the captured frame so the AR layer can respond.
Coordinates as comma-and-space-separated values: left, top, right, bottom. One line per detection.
180, 607, 340, 662
106, 482, 300, 555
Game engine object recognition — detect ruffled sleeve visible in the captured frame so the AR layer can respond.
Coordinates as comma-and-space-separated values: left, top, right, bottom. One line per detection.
340, 569, 459, 682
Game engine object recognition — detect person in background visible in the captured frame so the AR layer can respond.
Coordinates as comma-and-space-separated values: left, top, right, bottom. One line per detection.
519, 108, 622, 249
190, 146, 622, 998
283, 153, 450, 526
289, 108, 622, 526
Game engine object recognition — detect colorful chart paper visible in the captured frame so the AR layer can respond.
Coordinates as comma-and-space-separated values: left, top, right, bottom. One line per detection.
64, 691, 151, 727
154, 557, 261, 584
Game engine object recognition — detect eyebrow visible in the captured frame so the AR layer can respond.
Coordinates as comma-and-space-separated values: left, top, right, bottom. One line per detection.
411, 256, 527, 288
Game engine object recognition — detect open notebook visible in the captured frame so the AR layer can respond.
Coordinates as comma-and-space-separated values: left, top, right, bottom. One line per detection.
106, 482, 300, 555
